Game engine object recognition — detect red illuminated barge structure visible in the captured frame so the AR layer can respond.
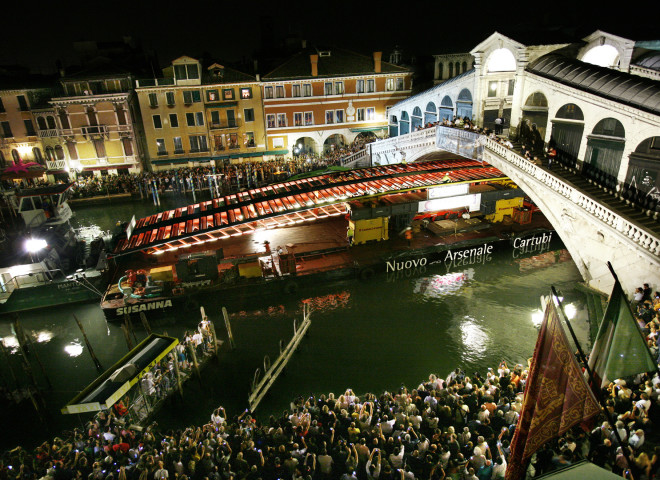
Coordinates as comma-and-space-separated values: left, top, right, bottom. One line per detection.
101, 159, 553, 321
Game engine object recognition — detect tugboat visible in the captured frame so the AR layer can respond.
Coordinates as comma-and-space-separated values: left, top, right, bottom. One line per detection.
0, 183, 109, 315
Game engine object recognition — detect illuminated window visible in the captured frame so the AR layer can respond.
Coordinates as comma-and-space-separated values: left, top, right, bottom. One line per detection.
240, 88, 252, 99
292, 85, 301, 97
356, 79, 364, 93
173, 137, 183, 153
303, 84, 312, 96
357, 108, 365, 121
326, 111, 334, 124
582, 45, 619, 68
223, 89, 234, 100
276, 113, 287, 127
366, 107, 375, 120
275, 86, 284, 98
266, 114, 275, 128
324, 82, 333, 95
294, 112, 303, 127
207, 90, 219, 102
245, 132, 255, 147
488, 81, 498, 97
335, 110, 344, 123
304, 112, 313, 125
264, 86, 273, 99
366, 79, 375, 92
386, 78, 396, 91
334, 82, 344, 95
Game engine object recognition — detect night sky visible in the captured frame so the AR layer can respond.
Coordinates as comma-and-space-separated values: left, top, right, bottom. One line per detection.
1, 1, 656, 74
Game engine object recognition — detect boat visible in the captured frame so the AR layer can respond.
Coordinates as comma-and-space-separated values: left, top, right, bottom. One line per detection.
0, 183, 110, 315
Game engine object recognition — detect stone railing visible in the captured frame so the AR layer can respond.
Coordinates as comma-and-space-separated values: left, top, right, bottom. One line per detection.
46, 160, 67, 171
371, 127, 437, 156
340, 148, 370, 168
481, 136, 660, 257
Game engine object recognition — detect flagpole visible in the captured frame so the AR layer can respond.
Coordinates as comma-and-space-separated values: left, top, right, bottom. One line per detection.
551, 286, 633, 470
606, 261, 660, 380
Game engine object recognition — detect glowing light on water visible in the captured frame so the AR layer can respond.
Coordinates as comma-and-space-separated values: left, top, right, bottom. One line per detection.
65, 342, 84, 357
531, 310, 544, 326
460, 316, 489, 362
35, 331, 53, 343
1, 336, 19, 351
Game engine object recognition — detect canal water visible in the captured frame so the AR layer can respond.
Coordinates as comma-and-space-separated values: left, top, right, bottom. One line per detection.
0, 193, 588, 450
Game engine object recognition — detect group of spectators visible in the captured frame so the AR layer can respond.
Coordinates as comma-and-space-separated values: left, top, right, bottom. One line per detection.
2, 334, 659, 480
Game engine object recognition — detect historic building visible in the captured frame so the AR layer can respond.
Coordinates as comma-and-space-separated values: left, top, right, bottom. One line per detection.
48, 69, 143, 176
260, 47, 413, 156
135, 56, 268, 171
0, 80, 53, 173
386, 30, 660, 198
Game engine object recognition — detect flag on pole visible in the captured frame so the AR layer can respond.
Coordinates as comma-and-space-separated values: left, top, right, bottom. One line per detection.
505, 299, 601, 480
587, 280, 657, 391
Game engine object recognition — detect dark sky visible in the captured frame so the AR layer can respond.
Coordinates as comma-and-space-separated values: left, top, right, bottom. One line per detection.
1, 1, 657, 74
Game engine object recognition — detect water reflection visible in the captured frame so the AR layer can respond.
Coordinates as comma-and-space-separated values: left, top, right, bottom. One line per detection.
413, 270, 473, 299
34, 330, 54, 343
1, 335, 19, 352
459, 316, 489, 362
64, 341, 84, 357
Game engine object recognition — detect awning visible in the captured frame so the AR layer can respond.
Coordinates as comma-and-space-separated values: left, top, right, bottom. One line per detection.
82, 164, 133, 171
534, 461, 626, 480
62, 334, 179, 414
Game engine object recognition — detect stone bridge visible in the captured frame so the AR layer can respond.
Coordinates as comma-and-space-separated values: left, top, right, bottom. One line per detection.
365, 126, 660, 294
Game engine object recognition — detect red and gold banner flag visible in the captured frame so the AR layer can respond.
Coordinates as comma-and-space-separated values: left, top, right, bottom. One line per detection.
505, 299, 601, 480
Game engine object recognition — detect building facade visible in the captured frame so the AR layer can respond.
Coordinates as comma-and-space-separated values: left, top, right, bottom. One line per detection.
135, 56, 268, 171
49, 72, 142, 177
0, 86, 52, 172
261, 48, 413, 156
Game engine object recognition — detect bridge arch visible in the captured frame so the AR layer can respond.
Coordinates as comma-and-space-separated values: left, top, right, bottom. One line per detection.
550, 103, 585, 169
294, 136, 317, 156
411, 107, 423, 130
424, 102, 437, 125
439, 96, 453, 121
389, 114, 398, 137
486, 48, 516, 72
581, 44, 620, 68
456, 89, 473, 120
323, 134, 346, 153
400, 111, 410, 135
520, 91, 549, 142
583, 118, 625, 183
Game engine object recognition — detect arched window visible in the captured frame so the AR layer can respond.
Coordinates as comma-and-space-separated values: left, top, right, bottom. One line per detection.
456, 89, 473, 120
440, 96, 454, 121
438, 63, 443, 79
462, 61, 467, 73
33, 147, 45, 165
400, 111, 410, 135
582, 45, 620, 68
11, 149, 20, 165
626, 137, 660, 195
525, 92, 548, 108
0, 150, 6, 168
58, 109, 70, 129
411, 106, 423, 130
45, 147, 55, 162
37, 117, 47, 130
555, 103, 584, 121
455, 62, 460, 76
55, 145, 65, 160
46, 116, 56, 129
487, 48, 516, 72
585, 118, 625, 180
448, 63, 453, 77
424, 102, 437, 124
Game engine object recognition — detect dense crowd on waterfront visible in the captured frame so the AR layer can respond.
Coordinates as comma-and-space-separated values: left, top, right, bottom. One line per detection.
2, 319, 660, 480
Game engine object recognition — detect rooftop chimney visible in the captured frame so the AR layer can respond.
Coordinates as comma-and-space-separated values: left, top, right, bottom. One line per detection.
373, 51, 382, 73
310, 54, 319, 77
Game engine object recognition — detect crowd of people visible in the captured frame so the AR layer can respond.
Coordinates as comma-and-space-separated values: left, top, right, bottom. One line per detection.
2, 305, 659, 480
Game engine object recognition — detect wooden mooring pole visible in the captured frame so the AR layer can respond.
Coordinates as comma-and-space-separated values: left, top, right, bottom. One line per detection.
222, 307, 235, 350
72, 314, 104, 373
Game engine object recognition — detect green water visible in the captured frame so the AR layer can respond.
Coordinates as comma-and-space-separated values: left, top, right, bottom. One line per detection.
0, 194, 587, 450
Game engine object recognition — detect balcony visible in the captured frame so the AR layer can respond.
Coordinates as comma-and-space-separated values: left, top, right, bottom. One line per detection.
157, 150, 169, 156
209, 119, 240, 130
82, 125, 108, 139
173, 149, 185, 155
46, 160, 67, 171
38, 129, 59, 138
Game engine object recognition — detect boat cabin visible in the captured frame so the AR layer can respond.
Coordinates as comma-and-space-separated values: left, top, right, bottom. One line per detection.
12, 183, 74, 228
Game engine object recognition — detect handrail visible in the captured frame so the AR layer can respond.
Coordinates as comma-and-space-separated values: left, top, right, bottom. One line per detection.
480, 136, 660, 257
1, 268, 66, 294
